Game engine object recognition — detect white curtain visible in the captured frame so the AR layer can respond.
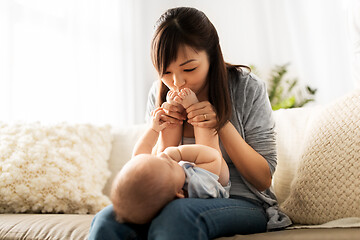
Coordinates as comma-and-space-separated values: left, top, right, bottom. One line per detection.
200, 0, 353, 105
0, 0, 152, 126
0, 0, 357, 127
348, 0, 360, 89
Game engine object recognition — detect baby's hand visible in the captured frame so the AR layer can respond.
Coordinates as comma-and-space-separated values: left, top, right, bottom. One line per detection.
174, 88, 199, 109
150, 107, 169, 133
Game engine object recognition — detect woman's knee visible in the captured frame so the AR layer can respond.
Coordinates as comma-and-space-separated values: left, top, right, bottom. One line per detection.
88, 205, 139, 240
89, 205, 115, 239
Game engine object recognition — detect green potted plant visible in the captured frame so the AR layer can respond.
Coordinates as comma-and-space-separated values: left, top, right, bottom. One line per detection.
251, 64, 317, 110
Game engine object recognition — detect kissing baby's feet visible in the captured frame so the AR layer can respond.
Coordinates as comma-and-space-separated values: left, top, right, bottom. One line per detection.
175, 88, 199, 109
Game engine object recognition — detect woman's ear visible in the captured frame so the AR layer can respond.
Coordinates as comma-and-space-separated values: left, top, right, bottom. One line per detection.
175, 189, 185, 199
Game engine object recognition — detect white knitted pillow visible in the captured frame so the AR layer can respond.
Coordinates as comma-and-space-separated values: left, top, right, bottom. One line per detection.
0, 122, 112, 214
272, 106, 320, 204
280, 90, 360, 224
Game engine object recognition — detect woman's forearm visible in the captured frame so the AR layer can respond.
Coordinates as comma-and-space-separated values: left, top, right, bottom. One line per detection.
219, 122, 272, 191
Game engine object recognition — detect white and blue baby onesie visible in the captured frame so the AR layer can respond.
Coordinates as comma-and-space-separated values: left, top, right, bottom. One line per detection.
180, 162, 230, 198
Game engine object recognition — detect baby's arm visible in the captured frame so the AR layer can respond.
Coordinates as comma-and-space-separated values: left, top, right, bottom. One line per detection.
164, 144, 229, 186
132, 107, 169, 156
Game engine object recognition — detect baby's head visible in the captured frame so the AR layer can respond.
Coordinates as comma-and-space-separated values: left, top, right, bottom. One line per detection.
110, 153, 185, 224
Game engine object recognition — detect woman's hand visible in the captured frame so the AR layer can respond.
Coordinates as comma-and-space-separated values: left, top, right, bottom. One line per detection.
186, 101, 218, 128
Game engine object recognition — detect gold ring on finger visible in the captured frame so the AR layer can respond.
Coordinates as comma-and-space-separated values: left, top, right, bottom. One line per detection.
203, 114, 207, 120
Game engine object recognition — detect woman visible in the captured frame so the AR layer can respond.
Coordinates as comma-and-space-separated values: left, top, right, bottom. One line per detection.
89, 7, 291, 240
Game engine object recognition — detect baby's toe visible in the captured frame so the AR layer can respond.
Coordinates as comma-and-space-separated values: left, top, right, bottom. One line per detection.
174, 96, 182, 103
185, 88, 193, 96
179, 92, 186, 99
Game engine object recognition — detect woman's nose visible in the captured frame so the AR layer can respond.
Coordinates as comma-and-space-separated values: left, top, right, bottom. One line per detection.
173, 73, 185, 89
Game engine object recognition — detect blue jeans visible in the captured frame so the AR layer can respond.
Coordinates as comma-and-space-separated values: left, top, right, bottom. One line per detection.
88, 197, 267, 240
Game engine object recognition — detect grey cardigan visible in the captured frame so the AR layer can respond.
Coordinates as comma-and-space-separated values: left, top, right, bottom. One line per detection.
145, 68, 292, 230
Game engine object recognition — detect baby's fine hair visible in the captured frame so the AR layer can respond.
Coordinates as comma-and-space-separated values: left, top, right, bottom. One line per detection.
110, 156, 176, 224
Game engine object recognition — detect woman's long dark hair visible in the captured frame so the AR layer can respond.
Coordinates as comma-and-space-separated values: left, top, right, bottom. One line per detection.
151, 7, 248, 131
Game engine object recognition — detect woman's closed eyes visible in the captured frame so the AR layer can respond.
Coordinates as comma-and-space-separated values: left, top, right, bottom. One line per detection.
184, 67, 197, 72
163, 67, 197, 75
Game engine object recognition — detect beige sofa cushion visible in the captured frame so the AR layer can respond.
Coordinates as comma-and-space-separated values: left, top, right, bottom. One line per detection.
1, 214, 360, 240
225, 228, 360, 240
0, 214, 93, 240
280, 90, 360, 224
0, 122, 112, 214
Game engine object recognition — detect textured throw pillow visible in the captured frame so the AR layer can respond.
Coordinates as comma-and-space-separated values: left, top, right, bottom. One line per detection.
0, 122, 112, 214
272, 106, 320, 204
280, 90, 360, 224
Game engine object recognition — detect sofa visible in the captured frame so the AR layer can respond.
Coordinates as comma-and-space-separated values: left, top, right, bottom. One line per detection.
0, 90, 359, 240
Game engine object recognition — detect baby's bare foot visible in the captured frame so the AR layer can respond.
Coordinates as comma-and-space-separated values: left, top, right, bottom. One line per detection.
166, 90, 178, 105
175, 88, 199, 109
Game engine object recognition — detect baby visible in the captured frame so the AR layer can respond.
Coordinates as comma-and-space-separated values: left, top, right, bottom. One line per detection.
110, 88, 230, 224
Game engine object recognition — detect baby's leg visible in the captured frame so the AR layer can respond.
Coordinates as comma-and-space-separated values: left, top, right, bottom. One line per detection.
154, 90, 183, 153
174, 89, 228, 185
176, 89, 228, 184
194, 126, 219, 151
174, 88, 199, 109
173, 89, 219, 150
194, 126, 229, 186
195, 128, 229, 186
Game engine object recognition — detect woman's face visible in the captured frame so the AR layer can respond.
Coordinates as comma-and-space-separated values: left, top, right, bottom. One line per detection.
161, 45, 210, 100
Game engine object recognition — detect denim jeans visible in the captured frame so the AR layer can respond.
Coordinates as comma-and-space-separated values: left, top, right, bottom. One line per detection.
88, 197, 267, 240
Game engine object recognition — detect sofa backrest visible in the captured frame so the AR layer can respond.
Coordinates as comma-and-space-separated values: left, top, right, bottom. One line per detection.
103, 124, 147, 197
